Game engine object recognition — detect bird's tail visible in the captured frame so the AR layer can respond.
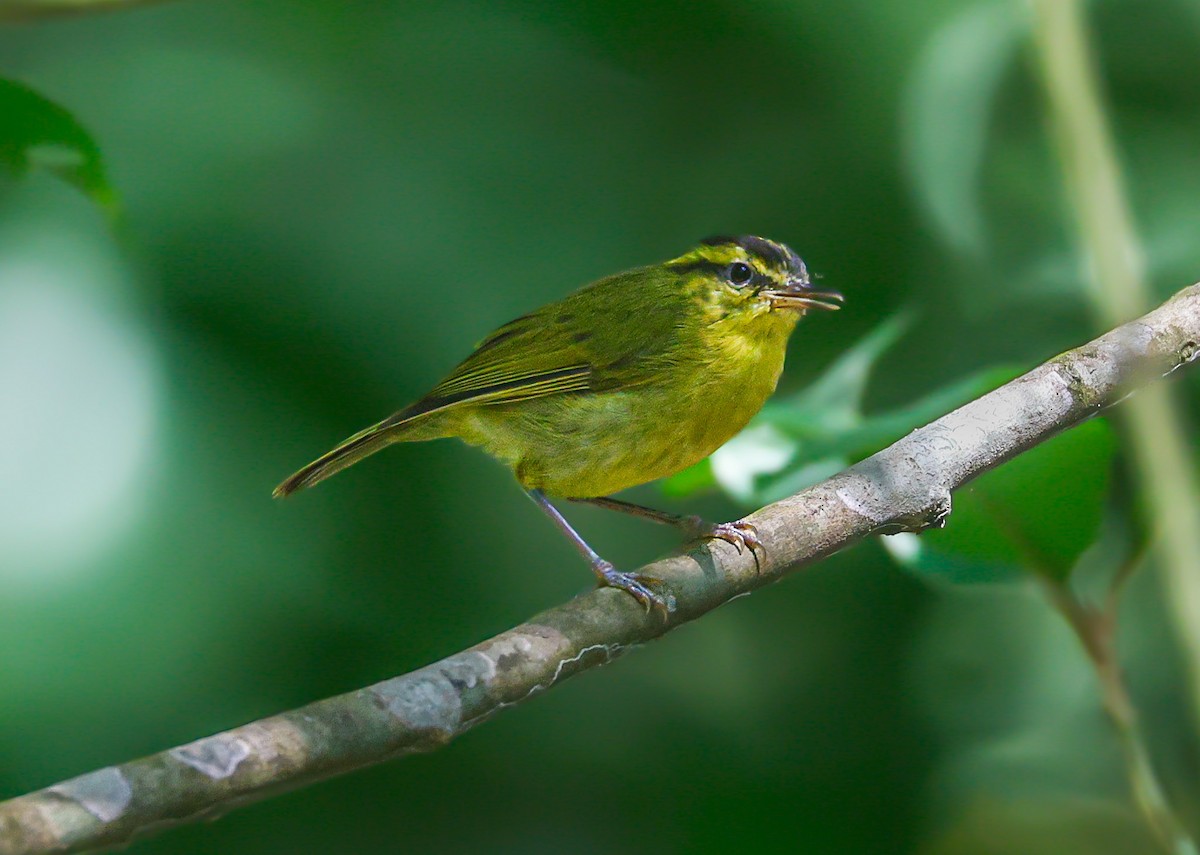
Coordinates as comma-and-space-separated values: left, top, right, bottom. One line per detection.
273, 405, 448, 498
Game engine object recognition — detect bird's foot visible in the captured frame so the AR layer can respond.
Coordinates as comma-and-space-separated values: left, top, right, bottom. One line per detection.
592, 560, 675, 618
703, 520, 762, 554
694, 520, 763, 570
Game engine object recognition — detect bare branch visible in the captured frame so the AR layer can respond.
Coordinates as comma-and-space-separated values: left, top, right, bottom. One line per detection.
2, 283, 1199, 855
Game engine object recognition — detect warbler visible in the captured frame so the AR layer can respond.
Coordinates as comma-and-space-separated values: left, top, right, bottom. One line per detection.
275, 235, 842, 613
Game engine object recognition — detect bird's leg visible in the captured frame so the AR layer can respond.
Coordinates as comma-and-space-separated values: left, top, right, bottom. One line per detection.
570, 496, 763, 559
526, 490, 674, 616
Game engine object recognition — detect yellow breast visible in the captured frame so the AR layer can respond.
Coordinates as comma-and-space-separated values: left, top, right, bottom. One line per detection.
457, 306, 799, 498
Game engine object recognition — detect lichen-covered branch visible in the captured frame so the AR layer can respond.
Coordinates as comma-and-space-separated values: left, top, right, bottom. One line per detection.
2, 284, 1199, 855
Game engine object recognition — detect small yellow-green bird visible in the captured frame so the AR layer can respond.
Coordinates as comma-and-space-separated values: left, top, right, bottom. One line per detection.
275, 236, 842, 613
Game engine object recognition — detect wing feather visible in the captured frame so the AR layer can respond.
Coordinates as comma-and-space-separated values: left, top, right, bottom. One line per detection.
409, 266, 687, 414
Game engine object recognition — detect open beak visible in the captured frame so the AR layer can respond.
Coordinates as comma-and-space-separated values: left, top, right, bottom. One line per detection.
763, 279, 844, 312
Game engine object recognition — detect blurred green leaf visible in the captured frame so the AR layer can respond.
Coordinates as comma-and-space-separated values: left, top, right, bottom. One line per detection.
665, 314, 1020, 506
0, 77, 118, 216
763, 311, 915, 435
884, 530, 1019, 585
706, 422, 804, 504
898, 418, 1116, 583
922, 796, 1160, 855
660, 455, 716, 498
755, 365, 1020, 500
902, 2, 1026, 253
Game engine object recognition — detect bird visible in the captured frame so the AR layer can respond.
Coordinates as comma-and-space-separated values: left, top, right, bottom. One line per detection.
275, 235, 843, 614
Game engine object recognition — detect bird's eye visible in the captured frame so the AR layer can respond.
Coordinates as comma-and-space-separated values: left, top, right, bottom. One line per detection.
726, 262, 754, 286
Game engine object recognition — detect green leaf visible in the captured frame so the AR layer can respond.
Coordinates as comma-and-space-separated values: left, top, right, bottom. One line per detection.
662, 313, 1019, 507
660, 456, 716, 498
897, 418, 1116, 583
901, 2, 1026, 254
754, 365, 1021, 502
883, 532, 1018, 584
762, 311, 914, 435
0, 77, 119, 216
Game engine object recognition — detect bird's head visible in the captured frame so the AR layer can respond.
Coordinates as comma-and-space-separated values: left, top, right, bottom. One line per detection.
667, 235, 843, 322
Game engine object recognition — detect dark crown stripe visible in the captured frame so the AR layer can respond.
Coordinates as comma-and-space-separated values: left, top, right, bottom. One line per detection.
669, 257, 728, 277
701, 235, 791, 269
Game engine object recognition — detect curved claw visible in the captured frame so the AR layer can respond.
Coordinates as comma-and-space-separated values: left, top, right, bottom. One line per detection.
706, 521, 763, 553
701, 521, 764, 571
593, 561, 675, 619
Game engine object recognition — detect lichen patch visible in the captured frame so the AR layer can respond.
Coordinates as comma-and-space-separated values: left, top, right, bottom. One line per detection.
48, 767, 132, 822
171, 734, 252, 780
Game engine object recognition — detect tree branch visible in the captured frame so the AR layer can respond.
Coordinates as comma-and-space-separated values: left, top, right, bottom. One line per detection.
3, 283, 1199, 855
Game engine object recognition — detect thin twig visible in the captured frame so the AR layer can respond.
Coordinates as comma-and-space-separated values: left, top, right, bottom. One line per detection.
1042, 580, 1198, 855
1030, 0, 1200, 744
0, 284, 1198, 854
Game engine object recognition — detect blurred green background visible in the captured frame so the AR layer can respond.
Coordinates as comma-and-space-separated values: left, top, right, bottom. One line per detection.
2, 0, 1200, 852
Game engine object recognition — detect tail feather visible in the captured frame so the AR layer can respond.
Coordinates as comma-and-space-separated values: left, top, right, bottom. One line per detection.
273, 404, 442, 498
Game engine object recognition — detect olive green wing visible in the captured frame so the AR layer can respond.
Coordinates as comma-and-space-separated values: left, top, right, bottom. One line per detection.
419, 314, 594, 407
410, 266, 687, 415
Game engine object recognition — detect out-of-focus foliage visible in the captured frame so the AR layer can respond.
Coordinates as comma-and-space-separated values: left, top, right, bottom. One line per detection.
925, 797, 1161, 855
902, 2, 1027, 255
665, 313, 1019, 505
937, 419, 1113, 581
890, 418, 1116, 583
0, 76, 117, 215
2, 1, 1199, 853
